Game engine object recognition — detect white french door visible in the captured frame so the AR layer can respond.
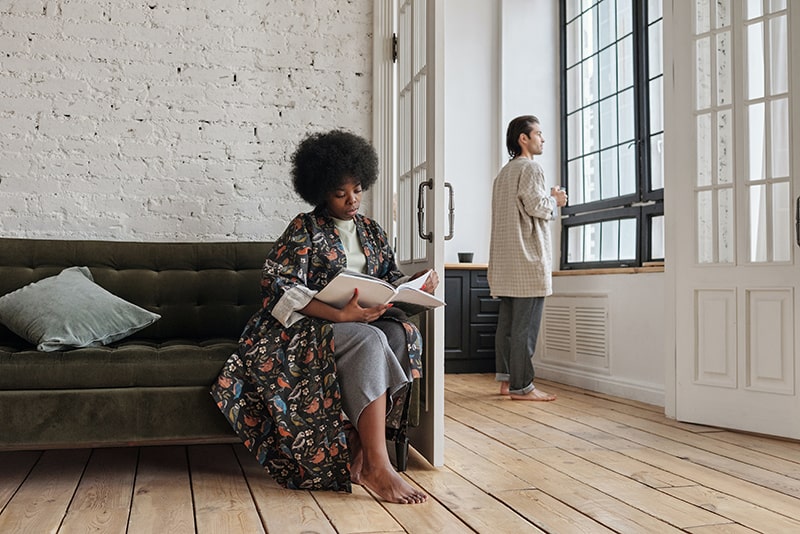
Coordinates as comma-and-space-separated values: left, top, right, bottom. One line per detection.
667, 0, 800, 438
374, 0, 445, 467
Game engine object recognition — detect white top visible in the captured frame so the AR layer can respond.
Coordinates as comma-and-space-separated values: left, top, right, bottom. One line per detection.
333, 217, 367, 274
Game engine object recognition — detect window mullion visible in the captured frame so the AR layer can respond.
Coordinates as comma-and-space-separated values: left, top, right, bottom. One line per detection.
633, 0, 650, 202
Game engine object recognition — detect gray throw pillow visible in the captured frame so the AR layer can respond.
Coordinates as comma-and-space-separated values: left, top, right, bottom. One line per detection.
0, 266, 160, 352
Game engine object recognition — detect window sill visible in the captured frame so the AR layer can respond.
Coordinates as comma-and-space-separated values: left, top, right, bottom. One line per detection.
555, 262, 664, 276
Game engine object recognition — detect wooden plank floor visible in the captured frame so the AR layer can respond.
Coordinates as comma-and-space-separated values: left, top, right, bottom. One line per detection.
2, 374, 800, 533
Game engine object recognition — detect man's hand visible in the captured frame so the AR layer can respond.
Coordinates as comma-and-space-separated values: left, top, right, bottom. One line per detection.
551, 186, 568, 207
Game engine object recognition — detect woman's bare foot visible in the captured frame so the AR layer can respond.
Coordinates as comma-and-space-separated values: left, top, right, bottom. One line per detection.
499, 381, 509, 395
510, 388, 556, 402
347, 428, 364, 485
359, 464, 427, 504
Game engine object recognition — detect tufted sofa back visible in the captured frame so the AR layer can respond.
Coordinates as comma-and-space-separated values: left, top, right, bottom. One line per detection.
0, 238, 273, 344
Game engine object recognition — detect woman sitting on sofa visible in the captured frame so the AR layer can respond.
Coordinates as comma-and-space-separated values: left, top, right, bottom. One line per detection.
211, 129, 437, 505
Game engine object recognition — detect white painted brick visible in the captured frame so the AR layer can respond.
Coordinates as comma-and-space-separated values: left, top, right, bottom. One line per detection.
61, 20, 121, 41
0, 1, 44, 17
0, 115, 35, 136
1, 0, 374, 241
109, 6, 148, 26
119, 141, 171, 159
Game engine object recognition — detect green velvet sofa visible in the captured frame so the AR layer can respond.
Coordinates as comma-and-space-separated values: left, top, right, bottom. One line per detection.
0, 238, 270, 450
0, 238, 418, 470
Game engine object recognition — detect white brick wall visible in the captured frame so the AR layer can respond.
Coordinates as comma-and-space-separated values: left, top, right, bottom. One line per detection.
0, 0, 374, 241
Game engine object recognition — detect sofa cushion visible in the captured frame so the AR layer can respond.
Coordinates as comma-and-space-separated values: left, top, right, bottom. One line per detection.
0, 339, 236, 390
0, 266, 161, 352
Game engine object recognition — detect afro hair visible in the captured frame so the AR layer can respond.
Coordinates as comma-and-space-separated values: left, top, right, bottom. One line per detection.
291, 129, 379, 208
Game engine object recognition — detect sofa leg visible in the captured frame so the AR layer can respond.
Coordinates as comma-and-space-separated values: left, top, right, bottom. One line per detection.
395, 437, 409, 472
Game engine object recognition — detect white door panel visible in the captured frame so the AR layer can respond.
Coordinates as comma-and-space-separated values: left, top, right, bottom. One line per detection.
667, 0, 800, 438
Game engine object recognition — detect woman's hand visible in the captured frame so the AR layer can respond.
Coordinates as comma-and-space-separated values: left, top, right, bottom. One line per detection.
412, 269, 440, 294
338, 289, 392, 323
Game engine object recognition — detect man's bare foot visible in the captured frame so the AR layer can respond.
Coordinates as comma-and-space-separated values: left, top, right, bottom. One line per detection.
359, 465, 427, 504
499, 381, 509, 395
347, 428, 364, 485
510, 388, 556, 402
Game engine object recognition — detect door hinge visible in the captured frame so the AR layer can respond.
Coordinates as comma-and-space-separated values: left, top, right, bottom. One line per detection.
392, 33, 398, 63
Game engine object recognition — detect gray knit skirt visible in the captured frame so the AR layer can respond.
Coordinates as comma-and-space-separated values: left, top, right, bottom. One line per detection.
331, 316, 411, 427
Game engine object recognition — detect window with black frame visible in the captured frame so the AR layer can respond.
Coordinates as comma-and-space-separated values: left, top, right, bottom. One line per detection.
560, 0, 664, 269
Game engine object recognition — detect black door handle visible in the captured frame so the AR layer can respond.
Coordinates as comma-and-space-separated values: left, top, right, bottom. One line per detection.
796, 196, 799, 247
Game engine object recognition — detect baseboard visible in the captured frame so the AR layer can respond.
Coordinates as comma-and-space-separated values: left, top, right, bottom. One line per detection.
535, 363, 665, 407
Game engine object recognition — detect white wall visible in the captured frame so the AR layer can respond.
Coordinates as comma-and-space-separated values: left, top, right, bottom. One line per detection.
0, 0, 373, 241
443, 0, 563, 265
442, 0, 499, 264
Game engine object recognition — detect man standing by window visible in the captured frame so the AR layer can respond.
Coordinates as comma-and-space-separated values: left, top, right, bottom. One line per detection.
488, 115, 568, 401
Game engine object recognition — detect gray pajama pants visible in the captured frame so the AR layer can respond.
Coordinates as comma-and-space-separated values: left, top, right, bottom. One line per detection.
494, 296, 545, 395
331, 317, 411, 427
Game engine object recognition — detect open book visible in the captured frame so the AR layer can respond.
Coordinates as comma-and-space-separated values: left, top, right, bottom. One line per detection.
315, 269, 445, 310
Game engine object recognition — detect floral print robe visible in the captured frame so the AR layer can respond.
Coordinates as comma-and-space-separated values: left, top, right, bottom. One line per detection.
211, 211, 423, 492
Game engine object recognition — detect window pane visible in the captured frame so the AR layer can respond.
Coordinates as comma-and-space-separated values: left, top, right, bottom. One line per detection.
770, 15, 788, 95
618, 87, 635, 142
697, 113, 712, 186
584, 153, 600, 203
747, 22, 765, 100
567, 65, 582, 113
773, 181, 790, 262
649, 0, 662, 23
600, 147, 620, 198
598, 0, 616, 49
617, 0, 632, 37
649, 20, 663, 78
584, 102, 599, 153
770, 0, 787, 12
568, 158, 584, 205
650, 133, 664, 190
566, 0, 581, 23
717, 110, 732, 184
600, 97, 618, 149
649, 76, 663, 132
567, 65, 583, 113
718, 187, 734, 263
696, 37, 711, 109
748, 102, 765, 180
568, 111, 583, 159
716, 0, 731, 28
567, 19, 581, 66
599, 46, 617, 99
617, 35, 634, 88
584, 222, 601, 262
771, 98, 789, 177
568, 225, 585, 263
696, 0, 710, 33
601, 220, 620, 260
619, 218, 637, 259
651, 214, 665, 259
745, 0, 762, 20
582, 8, 598, 60
749, 184, 767, 262
697, 190, 713, 263
583, 56, 598, 105
619, 143, 636, 195
716, 31, 731, 105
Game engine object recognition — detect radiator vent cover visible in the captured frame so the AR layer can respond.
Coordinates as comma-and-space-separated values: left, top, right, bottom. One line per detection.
542, 295, 609, 370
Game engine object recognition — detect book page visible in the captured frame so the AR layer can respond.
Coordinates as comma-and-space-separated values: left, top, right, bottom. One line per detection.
314, 271, 397, 308
314, 269, 445, 309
